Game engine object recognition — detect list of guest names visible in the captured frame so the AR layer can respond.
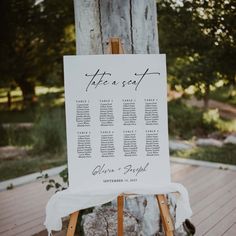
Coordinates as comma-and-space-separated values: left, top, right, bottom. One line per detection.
76, 98, 160, 158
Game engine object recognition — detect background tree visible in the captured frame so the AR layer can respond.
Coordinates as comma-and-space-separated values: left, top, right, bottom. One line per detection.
157, 0, 236, 108
0, 0, 75, 106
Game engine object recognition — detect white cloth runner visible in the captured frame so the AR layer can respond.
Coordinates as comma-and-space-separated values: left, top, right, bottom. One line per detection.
45, 182, 192, 235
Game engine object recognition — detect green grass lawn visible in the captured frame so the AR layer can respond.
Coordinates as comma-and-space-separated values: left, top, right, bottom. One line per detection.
0, 102, 67, 181
171, 144, 236, 165
0, 109, 36, 123
0, 153, 66, 181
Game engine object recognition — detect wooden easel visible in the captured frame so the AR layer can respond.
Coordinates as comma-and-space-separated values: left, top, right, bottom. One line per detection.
66, 38, 174, 236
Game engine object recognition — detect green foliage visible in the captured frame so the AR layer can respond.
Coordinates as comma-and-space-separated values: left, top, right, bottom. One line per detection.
0, 125, 8, 146
44, 179, 62, 192
7, 126, 33, 147
168, 99, 236, 138
168, 99, 204, 139
0, 153, 66, 181
202, 108, 236, 133
215, 119, 236, 133
0, 109, 35, 123
36, 89, 65, 108
0, 0, 75, 104
158, 0, 236, 103
59, 167, 68, 184
0, 87, 65, 147
171, 144, 236, 165
32, 108, 66, 153
0, 125, 33, 147
210, 86, 236, 106
203, 109, 219, 124
38, 168, 68, 192
202, 109, 220, 132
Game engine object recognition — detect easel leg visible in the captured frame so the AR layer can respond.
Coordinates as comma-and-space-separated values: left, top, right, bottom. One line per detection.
117, 195, 124, 236
66, 211, 79, 236
156, 195, 174, 236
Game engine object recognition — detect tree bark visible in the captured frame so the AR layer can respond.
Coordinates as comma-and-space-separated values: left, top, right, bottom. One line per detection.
73, 1, 173, 235
7, 90, 11, 109
18, 79, 36, 106
203, 83, 210, 110
74, 0, 159, 55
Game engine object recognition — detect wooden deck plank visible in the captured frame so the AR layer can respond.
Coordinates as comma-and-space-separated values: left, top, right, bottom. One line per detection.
17, 224, 46, 236
0, 183, 52, 201
0, 190, 51, 210
192, 185, 236, 226
223, 223, 236, 236
177, 168, 220, 201
0, 191, 52, 217
0, 189, 51, 213
189, 171, 233, 195
192, 175, 236, 214
0, 215, 45, 235
0, 192, 52, 221
176, 166, 213, 186
173, 166, 209, 185
170, 163, 190, 174
0, 176, 61, 203
194, 195, 236, 236
190, 170, 236, 205
204, 208, 236, 236
0, 206, 46, 233
187, 168, 223, 193
171, 165, 198, 181
1, 216, 45, 236
0, 181, 54, 236
0, 181, 47, 200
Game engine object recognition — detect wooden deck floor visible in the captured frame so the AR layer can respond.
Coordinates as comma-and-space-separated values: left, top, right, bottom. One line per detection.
1, 162, 236, 236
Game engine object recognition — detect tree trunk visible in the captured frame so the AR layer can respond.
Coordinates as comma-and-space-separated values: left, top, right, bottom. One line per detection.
74, 0, 159, 55
73, 1, 173, 235
203, 83, 210, 110
18, 79, 36, 107
7, 90, 11, 109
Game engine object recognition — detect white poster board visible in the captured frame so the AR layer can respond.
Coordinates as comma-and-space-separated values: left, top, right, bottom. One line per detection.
64, 54, 170, 194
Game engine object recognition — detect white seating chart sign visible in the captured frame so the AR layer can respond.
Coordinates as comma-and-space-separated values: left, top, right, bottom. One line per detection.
64, 54, 171, 194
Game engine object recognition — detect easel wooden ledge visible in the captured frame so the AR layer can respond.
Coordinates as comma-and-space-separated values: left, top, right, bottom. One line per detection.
66, 37, 174, 236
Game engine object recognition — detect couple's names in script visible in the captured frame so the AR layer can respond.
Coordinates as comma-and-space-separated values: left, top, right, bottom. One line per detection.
92, 162, 150, 177
84, 68, 160, 92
